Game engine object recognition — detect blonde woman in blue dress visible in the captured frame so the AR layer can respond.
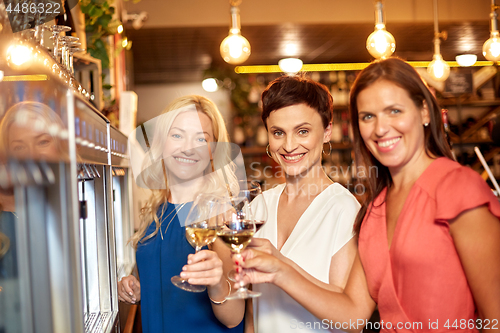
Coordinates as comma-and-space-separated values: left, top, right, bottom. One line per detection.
118, 95, 245, 332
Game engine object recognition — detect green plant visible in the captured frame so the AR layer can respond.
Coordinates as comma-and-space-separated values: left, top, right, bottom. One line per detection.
79, 0, 121, 69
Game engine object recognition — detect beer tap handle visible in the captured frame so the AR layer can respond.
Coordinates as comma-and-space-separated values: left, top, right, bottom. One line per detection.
82, 164, 92, 179
92, 164, 100, 178
89, 164, 97, 179
40, 161, 56, 184
13, 162, 29, 186
27, 161, 44, 185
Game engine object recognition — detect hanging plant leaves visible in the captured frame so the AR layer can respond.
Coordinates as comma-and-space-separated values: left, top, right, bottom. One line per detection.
89, 38, 110, 69
97, 14, 112, 28
88, 6, 104, 19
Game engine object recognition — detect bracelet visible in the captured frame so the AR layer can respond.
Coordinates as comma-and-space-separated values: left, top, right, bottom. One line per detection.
208, 279, 232, 305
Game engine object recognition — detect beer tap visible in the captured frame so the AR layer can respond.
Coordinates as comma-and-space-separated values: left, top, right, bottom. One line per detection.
91, 164, 100, 178
9, 161, 28, 186
39, 161, 55, 184
82, 164, 93, 179
26, 161, 44, 186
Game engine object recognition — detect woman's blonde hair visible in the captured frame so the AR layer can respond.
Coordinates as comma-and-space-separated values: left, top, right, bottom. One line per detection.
130, 95, 238, 248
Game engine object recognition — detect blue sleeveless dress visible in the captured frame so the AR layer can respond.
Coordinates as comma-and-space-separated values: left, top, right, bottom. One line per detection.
136, 202, 243, 333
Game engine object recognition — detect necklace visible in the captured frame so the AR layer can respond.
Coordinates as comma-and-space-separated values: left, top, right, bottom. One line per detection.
160, 202, 187, 240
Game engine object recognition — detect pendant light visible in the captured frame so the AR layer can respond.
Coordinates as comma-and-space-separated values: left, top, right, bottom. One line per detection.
220, 0, 251, 65
483, 0, 500, 62
427, 0, 450, 81
366, 0, 396, 59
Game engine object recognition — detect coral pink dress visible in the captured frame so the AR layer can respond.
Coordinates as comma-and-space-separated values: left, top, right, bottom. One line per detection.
358, 157, 500, 332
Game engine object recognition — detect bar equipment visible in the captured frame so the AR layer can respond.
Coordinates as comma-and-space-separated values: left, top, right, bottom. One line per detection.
110, 127, 135, 281
1, 13, 130, 333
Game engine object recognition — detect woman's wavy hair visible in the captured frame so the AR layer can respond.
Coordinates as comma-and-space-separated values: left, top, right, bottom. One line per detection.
350, 57, 454, 234
130, 95, 238, 248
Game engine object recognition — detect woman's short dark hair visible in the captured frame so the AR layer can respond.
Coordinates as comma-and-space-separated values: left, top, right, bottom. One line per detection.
261, 75, 333, 129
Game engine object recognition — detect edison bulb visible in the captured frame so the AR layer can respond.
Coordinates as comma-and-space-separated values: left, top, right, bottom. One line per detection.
220, 32, 251, 65
366, 27, 396, 59
427, 54, 450, 81
6, 44, 32, 69
483, 31, 500, 62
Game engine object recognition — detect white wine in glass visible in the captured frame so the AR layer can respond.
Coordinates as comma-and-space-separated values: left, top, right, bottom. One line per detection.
217, 196, 262, 299
185, 222, 217, 249
227, 180, 268, 282
171, 194, 220, 292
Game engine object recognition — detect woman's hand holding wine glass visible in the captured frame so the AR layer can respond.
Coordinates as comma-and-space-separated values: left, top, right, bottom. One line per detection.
217, 195, 262, 299
181, 250, 224, 287
171, 194, 221, 292
235, 245, 291, 286
227, 180, 268, 282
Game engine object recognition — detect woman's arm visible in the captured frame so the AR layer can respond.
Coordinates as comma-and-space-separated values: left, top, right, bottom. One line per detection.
240, 248, 376, 333
329, 237, 357, 291
449, 205, 500, 331
181, 238, 245, 328
248, 237, 356, 292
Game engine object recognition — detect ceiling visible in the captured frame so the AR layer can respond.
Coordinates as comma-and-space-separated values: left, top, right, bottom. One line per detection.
121, 0, 491, 85
127, 21, 490, 84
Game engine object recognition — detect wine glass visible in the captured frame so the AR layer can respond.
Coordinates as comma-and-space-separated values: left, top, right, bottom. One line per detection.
171, 193, 221, 292
217, 195, 262, 299
227, 180, 267, 282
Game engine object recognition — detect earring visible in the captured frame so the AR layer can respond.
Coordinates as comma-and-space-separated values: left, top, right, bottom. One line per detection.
322, 141, 332, 156
266, 144, 272, 158
424, 122, 429, 127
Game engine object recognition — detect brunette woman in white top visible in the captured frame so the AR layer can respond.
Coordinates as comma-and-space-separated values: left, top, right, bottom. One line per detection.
247, 75, 360, 333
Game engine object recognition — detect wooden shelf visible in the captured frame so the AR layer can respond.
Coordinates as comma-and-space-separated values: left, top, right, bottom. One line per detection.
438, 98, 500, 107
451, 139, 494, 145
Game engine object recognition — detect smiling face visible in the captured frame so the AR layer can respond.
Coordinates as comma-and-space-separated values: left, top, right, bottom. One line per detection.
162, 110, 215, 184
357, 79, 430, 173
267, 103, 331, 178
7, 117, 60, 160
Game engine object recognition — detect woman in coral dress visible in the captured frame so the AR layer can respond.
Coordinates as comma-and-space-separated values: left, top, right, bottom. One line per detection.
238, 58, 500, 332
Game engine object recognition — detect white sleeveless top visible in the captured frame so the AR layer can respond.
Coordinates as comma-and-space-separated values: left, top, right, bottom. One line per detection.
252, 183, 360, 333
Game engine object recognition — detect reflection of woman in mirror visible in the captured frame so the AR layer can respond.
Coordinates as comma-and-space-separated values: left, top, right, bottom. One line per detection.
0, 101, 66, 162
0, 101, 66, 331
118, 95, 245, 332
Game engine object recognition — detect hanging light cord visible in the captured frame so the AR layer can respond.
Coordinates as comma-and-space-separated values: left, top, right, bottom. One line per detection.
229, 0, 242, 7
490, 0, 499, 33
433, 0, 439, 36
375, 1, 384, 27
433, 0, 447, 55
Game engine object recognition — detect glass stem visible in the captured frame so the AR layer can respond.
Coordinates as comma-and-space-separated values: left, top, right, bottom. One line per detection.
236, 252, 245, 289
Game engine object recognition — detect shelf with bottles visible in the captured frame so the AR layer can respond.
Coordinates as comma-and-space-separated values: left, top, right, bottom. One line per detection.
439, 98, 500, 173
